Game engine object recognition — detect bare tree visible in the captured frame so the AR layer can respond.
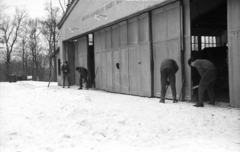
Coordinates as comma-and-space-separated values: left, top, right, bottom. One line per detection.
16, 19, 50, 81
16, 19, 29, 76
28, 19, 42, 80
0, 9, 27, 80
58, 0, 67, 14
37, 52, 50, 81
41, 1, 60, 82
58, 0, 76, 16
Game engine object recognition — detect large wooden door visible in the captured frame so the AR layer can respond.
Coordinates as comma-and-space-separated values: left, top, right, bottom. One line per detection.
152, 2, 182, 98
94, 31, 102, 89
128, 13, 151, 96
94, 30, 107, 90
112, 25, 121, 92
228, 0, 240, 107
119, 21, 129, 94
106, 28, 113, 91
138, 13, 151, 96
100, 30, 107, 90
128, 17, 141, 95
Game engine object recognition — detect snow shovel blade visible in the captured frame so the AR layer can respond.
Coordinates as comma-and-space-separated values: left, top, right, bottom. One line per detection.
192, 85, 199, 90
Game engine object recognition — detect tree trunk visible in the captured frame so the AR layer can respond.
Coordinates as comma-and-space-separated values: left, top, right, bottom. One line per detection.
53, 55, 57, 81
31, 56, 35, 80
49, 56, 52, 81
35, 56, 38, 81
53, 28, 57, 82
5, 54, 11, 81
22, 47, 25, 76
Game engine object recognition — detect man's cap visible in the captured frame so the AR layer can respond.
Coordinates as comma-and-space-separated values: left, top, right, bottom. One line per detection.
188, 58, 195, 66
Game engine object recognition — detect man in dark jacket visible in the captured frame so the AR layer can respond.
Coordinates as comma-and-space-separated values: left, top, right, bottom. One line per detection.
61, 61, 70, 88
76, 67, 89, 90
160, 59, 179, 103
188, 58, 217, 107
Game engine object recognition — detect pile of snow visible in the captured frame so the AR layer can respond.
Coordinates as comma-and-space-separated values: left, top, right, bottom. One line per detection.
0, 81, 240, 152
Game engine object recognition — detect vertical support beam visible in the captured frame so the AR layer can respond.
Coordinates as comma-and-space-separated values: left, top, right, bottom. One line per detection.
181, 0, 191, 101
228, 0, 240, 107
149, 12, 154, 97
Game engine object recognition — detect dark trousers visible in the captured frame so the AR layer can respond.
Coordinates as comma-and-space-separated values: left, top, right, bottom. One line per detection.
161, 69, 177, 100
198, 69, 217, 104
79, 74, 88, 89
63, 73, 70, 87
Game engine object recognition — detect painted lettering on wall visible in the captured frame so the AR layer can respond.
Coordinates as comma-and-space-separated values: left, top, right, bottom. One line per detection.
82, 0, 124, 21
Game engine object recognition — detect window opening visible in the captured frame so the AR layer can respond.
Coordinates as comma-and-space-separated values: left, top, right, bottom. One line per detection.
191, 36, 198, 51
88, 34, 93, 45
191, 35, 220, 51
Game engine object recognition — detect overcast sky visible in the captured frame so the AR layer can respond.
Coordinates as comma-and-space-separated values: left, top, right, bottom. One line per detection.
1, 0, 62, 19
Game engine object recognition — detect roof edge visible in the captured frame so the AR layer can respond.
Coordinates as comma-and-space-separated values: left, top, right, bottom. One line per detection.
57, 0, 80, 29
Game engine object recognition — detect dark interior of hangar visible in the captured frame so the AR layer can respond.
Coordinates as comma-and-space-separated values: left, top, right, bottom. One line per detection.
190, 0, 229, 102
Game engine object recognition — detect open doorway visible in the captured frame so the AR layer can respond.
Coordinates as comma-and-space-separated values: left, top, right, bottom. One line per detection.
190, 0, 229, 102
67, 41, 76, 86
88, 33, 95, 88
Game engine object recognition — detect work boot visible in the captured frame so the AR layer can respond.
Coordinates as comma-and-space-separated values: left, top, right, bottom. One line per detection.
173, 99, 178, 103
193, 103, 204, 107
159, 99, 165, 103
208, 100, 215, 105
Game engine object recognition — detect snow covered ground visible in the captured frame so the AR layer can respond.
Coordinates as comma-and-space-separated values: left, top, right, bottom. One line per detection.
0, 81, 240, 152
